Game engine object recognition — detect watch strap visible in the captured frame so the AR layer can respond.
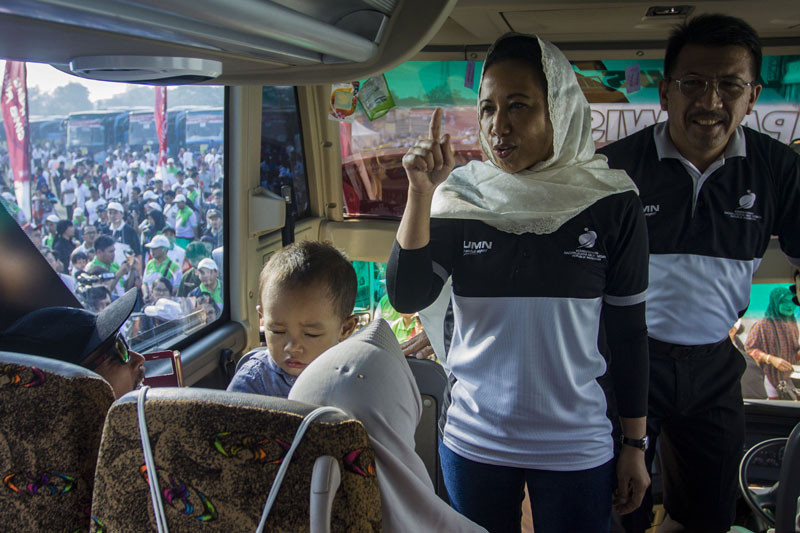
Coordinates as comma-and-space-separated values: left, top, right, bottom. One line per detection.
620, 435, 648, 451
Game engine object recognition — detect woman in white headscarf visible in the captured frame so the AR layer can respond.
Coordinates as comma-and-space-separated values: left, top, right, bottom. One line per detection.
288, 318, 487, 533
386, 34, 651, 532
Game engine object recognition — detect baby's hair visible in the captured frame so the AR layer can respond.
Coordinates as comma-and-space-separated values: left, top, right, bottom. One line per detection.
259, 241, 356, 320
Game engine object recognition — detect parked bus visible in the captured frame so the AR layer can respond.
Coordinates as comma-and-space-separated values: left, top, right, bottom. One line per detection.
29, 115, 66, 150
65, 109, 129, 162
126, 107, 157, 154
167, 106, 224, 158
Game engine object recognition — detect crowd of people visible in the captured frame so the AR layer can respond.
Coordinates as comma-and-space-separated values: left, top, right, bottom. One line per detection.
0, 143, 225, 340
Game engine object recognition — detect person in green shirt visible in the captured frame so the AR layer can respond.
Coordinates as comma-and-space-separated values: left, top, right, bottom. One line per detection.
43, 214, 59, 248
89, 235, 131, 297
177, 241, 211, 297
143, 234, 181, 290
375, 293, 423, 344
189, 257, 222, 311
183, 177, 200, 208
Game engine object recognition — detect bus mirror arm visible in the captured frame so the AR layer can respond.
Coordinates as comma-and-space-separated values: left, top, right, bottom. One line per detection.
249, 186, 286, 237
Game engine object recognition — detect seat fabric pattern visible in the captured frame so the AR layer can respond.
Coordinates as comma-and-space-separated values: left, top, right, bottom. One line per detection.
91, 395, 382, 532
0, 360, 114, 532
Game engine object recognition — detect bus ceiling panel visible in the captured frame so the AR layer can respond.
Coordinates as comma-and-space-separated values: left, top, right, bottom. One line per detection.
207, 0, 458, 85
438, 1, 800, 51
0, 0, 456, 85
417, 38, 800, 62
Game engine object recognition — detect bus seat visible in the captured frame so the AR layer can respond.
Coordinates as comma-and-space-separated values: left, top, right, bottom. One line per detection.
0, 350, 114, 532
407, 357, 449, 502
90, 387, 382, 532
234, 348, 260, 374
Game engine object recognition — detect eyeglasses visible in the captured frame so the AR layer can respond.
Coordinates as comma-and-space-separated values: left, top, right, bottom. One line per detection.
669, 76, 755, 101
83, 333, 131, 370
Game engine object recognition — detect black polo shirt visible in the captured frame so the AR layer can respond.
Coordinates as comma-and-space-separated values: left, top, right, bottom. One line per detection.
599, 123, 800, 345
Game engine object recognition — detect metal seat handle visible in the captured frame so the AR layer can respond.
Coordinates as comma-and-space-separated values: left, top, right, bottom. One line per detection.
137, 386, 169, 533
256, 406, 347, 533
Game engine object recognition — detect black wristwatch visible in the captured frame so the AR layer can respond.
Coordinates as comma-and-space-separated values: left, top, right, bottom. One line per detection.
620, 435, 649, 452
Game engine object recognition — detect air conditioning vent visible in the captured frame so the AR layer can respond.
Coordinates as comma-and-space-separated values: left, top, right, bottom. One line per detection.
68, 56, 222, 84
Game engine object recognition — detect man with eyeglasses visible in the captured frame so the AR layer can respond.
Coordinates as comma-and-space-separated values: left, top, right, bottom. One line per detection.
0, 289, 145, 400
599, 14, 800, 533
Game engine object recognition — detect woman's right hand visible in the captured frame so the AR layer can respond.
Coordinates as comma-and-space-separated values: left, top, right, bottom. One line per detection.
402, 108, 455, 195
766, 353, 794, 373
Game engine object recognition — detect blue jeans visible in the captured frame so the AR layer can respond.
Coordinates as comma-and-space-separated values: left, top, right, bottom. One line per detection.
439, 441, 614, 533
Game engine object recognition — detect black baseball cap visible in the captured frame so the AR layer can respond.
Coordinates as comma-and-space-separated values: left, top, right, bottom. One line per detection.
0, 289, 138, 367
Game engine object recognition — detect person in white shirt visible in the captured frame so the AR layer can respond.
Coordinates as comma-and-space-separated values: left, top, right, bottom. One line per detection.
76, 175, 90, 212
164, 158, 179, 189
104, 177, 124, 202
84, 188, 105, 225
172, 194, 198, 245
60, 172, 79, 220
160, 189, 176, 226
181, 148, 194, 171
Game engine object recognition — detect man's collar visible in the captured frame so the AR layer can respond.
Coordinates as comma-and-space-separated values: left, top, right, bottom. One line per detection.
654, 121, 747, 163
201, 281, 219, 294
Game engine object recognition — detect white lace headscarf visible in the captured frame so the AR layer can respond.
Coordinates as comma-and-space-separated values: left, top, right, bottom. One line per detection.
431, 34, 637, 235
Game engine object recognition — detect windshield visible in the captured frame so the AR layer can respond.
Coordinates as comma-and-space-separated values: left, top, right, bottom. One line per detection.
128, 112, 155, 148
67, 117, 104, 147
185, 111, 223, 144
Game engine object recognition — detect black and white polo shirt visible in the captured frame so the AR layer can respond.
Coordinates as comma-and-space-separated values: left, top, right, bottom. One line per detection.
600, 122, 800, 346
388, 190, 648, 471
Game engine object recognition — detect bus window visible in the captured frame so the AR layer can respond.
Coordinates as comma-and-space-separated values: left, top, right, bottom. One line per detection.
341, 61, 484, 219
340, 55, 800, 217
261, 87, 310, 220
576, 55, 800, 146
0, 62, 225, 353
734, 279, 800, 401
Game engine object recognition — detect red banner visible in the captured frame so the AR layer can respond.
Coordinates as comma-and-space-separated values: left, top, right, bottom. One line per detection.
155, 86, 168, 180
1, 61, 31, 220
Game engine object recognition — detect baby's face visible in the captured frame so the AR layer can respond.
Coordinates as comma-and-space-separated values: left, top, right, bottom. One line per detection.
260, 282, 355, 377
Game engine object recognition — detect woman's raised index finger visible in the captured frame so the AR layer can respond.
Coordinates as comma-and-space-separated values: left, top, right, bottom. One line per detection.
429, 107, 443, 143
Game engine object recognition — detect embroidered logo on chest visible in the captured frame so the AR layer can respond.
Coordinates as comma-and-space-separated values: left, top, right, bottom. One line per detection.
463, 240, 493, 256
564, 228, 607, 261
724, 189, 762, 222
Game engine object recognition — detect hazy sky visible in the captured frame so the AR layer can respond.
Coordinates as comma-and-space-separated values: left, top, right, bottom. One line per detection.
1, 60, 129, 102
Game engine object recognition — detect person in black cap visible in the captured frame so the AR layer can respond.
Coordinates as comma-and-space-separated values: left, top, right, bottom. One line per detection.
0, 288, 145, 399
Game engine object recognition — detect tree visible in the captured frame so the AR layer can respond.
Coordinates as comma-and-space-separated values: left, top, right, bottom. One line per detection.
169, 86, 224, 107
50, 83, 92, 113
29, 82, 92, 115
95, 86, 155, 109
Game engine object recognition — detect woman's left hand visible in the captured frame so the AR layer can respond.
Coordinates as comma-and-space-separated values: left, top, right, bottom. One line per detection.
613, 446, 650, 515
